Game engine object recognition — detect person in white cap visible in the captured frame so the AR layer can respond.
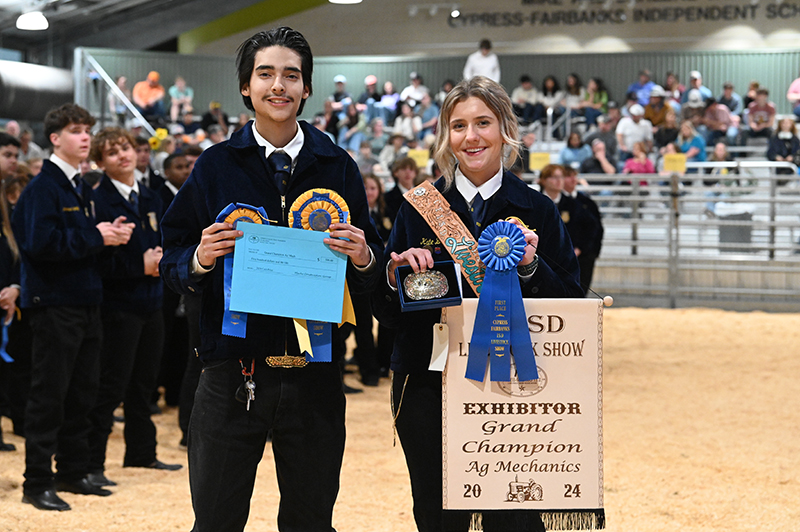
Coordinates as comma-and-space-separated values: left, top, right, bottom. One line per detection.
356, 74, 382, 122
615, 103, 653, 168
644, 85, 672, 128
399, 72, 429, 108
329, 74, 352, 113
680, 89, 707, 128
681, 71, 712, 104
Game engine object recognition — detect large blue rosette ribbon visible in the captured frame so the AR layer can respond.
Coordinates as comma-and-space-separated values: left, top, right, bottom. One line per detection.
466, 221, 539, 383
217, 203, 268, 338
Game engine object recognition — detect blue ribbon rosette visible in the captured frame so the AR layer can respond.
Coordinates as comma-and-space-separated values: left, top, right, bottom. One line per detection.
216, 203, 269, 338
466, 221, 539, 383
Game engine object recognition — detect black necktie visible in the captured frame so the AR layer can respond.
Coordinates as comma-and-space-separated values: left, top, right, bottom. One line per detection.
268, 151, 292, 195
129, 190, 138, 209
471, 193, 486, 230
72, 175, 84, 202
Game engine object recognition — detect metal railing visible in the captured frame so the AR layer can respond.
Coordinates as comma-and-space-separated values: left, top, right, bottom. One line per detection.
564, 166, 800, 309
73, 48, 156, 137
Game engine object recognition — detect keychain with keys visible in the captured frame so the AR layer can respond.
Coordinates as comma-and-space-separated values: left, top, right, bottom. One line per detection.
235, 359, 256, 411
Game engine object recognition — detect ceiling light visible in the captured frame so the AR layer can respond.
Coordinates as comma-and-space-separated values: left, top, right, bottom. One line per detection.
328, 0, 362, 4
16, 11, 48, 31
450, 7, 461, 17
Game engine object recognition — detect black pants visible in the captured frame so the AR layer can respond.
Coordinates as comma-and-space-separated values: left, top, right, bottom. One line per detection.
178, 291, 203, 441
23, 305, 102, 494
5, 310, 32, 435
188, 358, 345, 532
158, 290, 188, 406
392, 371, 545, 532
350, 293, 380, 381
88, 308, 164, 471
577, 254, 598, 297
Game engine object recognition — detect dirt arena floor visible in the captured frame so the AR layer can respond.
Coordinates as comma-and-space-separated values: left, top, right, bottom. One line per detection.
1, 307, 799, 532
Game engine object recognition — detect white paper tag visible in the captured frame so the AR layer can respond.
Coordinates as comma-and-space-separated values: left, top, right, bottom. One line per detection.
429, 322, 449, 372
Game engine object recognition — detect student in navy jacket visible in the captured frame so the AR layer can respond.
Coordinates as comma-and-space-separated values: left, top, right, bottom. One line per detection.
86, 127, 181, 489
12, 104, 134, 512
159, 27, 382, 532
372, 77, 582, 532
0, 177, 20, 452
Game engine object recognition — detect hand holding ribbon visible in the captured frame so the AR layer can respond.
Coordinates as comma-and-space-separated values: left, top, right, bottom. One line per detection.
466, 221, 539, 383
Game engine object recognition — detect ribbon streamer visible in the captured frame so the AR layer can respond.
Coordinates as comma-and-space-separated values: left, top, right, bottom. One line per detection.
466, 221, 538, 383
216, 203, 268, 338
288, 189, 354, 363
1, 323, 13, 363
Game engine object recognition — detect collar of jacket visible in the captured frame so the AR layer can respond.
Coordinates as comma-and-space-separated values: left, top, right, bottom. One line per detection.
226, 120, 341, 177
436, 171, 540, 223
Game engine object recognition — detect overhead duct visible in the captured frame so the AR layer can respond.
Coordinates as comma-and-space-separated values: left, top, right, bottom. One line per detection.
0, 60, 73, 121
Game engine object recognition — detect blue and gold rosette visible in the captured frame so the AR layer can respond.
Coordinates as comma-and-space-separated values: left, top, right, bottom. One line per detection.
466, 221, 539, 383
216, 203, 268, 338
288, 189, 355, 363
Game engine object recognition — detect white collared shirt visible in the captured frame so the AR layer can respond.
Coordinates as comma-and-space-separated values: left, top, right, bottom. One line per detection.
50, 153, 80, 186
455, 165, 503, 207
251, 120, 304, 170
109, 177, 140, 204
163, 180, 179, 197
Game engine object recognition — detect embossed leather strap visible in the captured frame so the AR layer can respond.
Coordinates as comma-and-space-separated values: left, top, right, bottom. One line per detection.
403, 181, 485, 295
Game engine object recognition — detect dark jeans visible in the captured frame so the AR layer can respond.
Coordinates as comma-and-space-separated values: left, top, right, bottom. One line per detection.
392, 371, 545, 532
178, 291, 203, 441
88, 308, 164, 471
189, 358, 345, 532
23, 305, 102, 493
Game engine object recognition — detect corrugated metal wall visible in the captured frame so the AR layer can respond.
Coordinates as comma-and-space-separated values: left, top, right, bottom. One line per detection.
84, 47, 800, 120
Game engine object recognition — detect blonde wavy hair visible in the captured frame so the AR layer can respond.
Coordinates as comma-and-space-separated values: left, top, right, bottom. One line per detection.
432, 76, 520, 190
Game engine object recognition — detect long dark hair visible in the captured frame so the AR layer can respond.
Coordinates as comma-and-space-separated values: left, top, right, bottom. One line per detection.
541, 75, 560, 96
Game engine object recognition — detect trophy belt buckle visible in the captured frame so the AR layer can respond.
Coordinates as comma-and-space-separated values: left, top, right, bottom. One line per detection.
404, 270, 449, 301
266, 355, 308, 368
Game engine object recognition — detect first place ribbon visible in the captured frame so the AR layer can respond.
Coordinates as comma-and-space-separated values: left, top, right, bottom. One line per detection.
216, 203, 269, 338
466, 221, 538, 383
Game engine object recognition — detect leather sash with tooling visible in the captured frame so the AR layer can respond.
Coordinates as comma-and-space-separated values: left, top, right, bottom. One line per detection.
285, 188, 356, 366
403, 181, 485, 295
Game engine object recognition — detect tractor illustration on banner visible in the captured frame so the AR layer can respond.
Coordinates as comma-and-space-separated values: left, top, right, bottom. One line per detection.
506, 475, 543, 503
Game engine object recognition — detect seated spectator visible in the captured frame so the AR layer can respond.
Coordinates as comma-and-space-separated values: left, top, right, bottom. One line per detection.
18, 128, 45, 162
399, 72, 429, 108
200, 101, 229, 136
644, 85, 672, 129
434, 79, 455, 109
152, 135, 175, 175
606, 101, 622, 130
366, 117, 389, 158
580, 139, 617, 176
745, 88, 776, 141
393, 102, 422, 142
681, 71, 712, 105
703, 98, 739, 146
620, 91, 639, 118
623, 141, 655, 174
678, 121, 707, 165
377, 81, 401, 124
356, 75, 382, 122
511, 75, 540, 125
312, 114, 335, 143
584, 114, 618, 155
657, 142, 681, 176
108, 75, 131, 126
616, 104, 653, 166
705, 141, 736, 185
719, 82, 743, 116
168, 76, 194, 123
786, 71, 800, 120
664, 71, 685, 113
329, 74, 352, 113
321, 99, 340, 141
537, 75, 565, 127
132, 71, 166, 119
233, 112, 251, 133
766, 117, 800, 175
681, 89, 706, 129
415, 93, 439, 140
379, 133, 409, 174
627, 69, 656, 106
337, 103, 368, 153
574, 77, 608, 128
355, 141, 380, 177
199, 124, 226, 150
179, 112, 202, 136
743, 80, 759, 109
655, 109, 680, 152
559, 132, 592, 168
563, 73, 586, 112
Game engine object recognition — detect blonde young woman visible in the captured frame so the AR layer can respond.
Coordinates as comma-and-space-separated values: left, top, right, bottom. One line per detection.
373, 76, 582, 532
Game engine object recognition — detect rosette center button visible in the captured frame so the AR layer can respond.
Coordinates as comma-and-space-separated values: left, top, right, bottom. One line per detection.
492, 235, 512, 258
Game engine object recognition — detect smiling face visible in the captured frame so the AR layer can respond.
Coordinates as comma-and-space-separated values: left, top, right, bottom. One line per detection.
97, 138, 136, 182
240, 46, 310, 133
448, 96, 503, 186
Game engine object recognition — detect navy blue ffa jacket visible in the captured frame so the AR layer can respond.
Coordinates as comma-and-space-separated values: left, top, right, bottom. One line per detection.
94, 175, 164, 315
557, 193, 602, 259
159, 121, 383, 362
0, 233, 19, 289
372, 172, 583, 375
11, 160, 106, 308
